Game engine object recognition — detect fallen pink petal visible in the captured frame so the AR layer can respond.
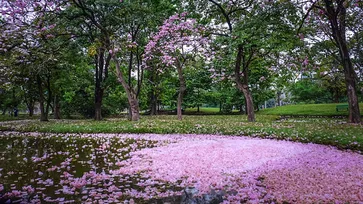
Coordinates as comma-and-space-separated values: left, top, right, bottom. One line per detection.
0, 132, 362, 203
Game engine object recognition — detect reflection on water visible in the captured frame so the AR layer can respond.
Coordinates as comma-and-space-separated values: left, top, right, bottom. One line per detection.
0, 132, 187, 203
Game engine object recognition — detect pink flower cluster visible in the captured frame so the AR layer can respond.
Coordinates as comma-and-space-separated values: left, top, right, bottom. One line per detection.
143, 13, 210, 71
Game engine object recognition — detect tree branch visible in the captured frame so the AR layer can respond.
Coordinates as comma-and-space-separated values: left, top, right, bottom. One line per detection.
296, 0, 321, 35
209, 0, 233, 34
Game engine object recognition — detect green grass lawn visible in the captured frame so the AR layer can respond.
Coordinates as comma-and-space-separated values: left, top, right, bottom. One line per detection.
1, 103, 363, 153
185, 103, 363, 116
184, 107, 241, 114
1, 114, 362, 153
258, 103, 363, 116
185, 107, 221, 113
0, 114, 38, 122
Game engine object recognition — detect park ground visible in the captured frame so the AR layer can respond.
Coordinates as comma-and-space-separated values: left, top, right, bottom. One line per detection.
0, 103, 363, 203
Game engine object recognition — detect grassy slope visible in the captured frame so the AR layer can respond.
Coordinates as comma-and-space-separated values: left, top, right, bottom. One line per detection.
184, 103, 363, 116
258, 103, 363, 116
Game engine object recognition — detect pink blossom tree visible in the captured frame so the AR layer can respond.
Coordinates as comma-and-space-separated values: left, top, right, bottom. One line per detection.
143, 13, 210, 120
0, 0, 65, 121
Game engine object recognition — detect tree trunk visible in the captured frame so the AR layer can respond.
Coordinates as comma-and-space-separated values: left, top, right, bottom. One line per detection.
24, 79, 36, 117
54, 95, 61, 119
149, 66, 158, 116
128, 95, 140, 121
242, 88, 255, 121
127, 51, 134, 120
94, 52, 102, 121
324, 1, 361, 123
244, 97, 248, 115
150, 90, 158, 115
338, 24, 361, 123
93, 48, 110, 121
45, 75, 52, 120
25, 96, 35, 117
39, 101, 47, 121
37, 75, 48, 122
177, 92, 184, 120
136, 47, 143, 98
150, 101, 157, 115
94, 88, 103, 120
197, 89, 200, 112
176, 60, 186, 120
277, 91, 281, 106
113, 56, 140, 121
343, 62, 361, 123
177, 91, 184, 120
234, 45, 255, 122
28, 103, 34, 117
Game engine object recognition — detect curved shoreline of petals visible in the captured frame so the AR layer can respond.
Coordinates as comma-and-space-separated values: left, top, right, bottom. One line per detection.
113, 133, 363, 203
0, 132, 363, 203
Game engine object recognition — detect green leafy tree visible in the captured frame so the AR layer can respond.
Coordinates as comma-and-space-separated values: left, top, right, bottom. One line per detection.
184, 60, 213, 112
290, 79, 329, 103
197, 0, 300, 121
300, 0, 362, 123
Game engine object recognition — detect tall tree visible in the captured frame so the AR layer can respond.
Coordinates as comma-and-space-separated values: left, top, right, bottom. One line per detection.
300, 0, 362, 123
0, 0, 65, 121
200, 0, 299, 121
110, 0, 176, 120
64, 0, 120, 120
143, 13, 210, 120
64, 0, 176, 121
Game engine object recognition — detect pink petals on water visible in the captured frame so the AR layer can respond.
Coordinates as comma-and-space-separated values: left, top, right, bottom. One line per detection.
0, 132, 362, 203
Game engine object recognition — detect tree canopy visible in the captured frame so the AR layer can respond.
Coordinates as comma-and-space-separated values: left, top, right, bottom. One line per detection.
0, 0, 362, 123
